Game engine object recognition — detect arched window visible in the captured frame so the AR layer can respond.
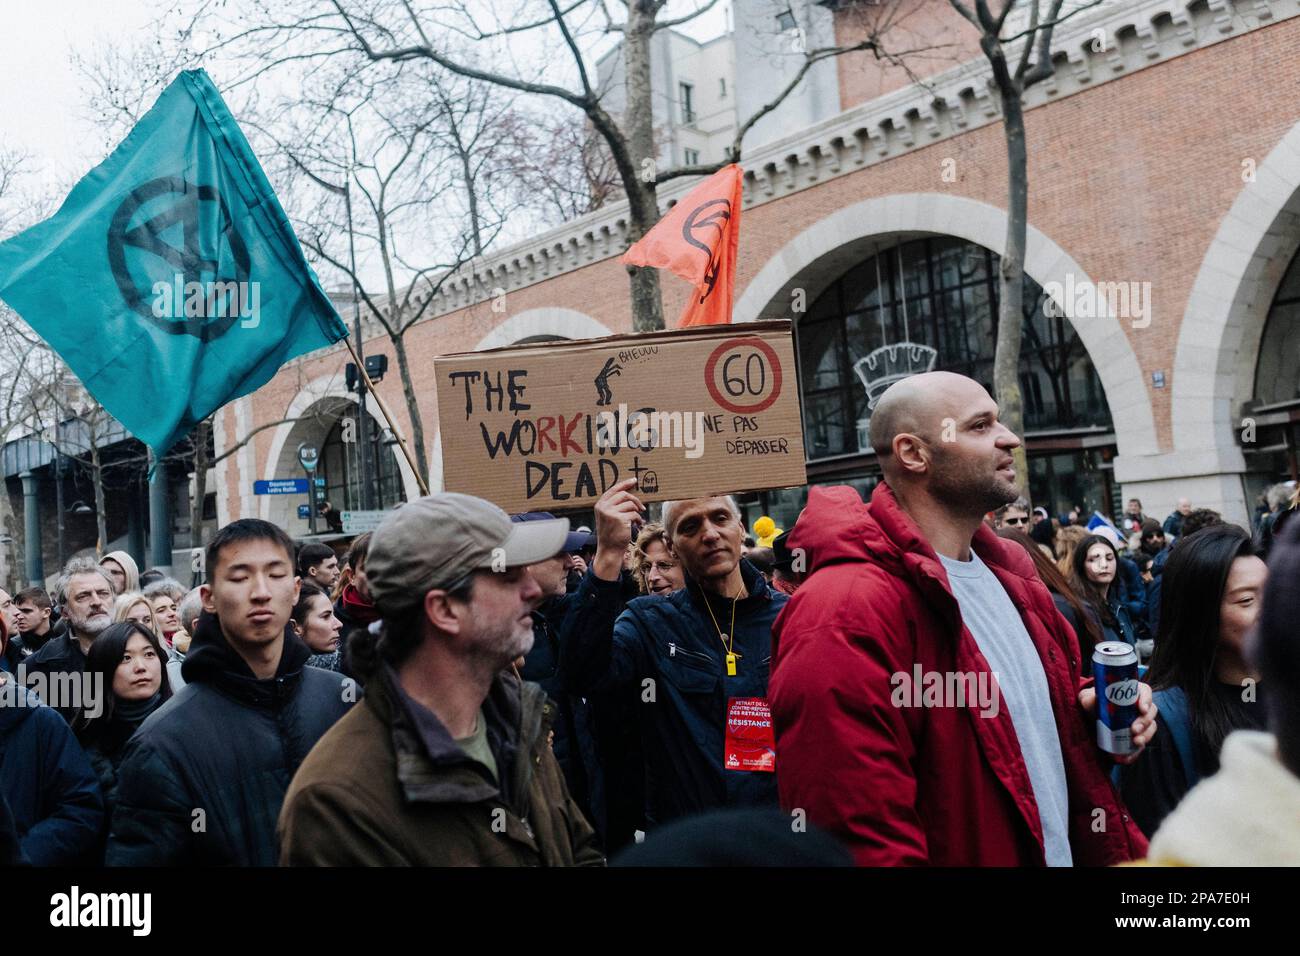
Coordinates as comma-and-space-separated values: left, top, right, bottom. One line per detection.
1253, 250, 1300, 406
319, 408, 403, 511
730, 236, 1119, 532
797, 235, 1112, 460
1242, 248, 1300, 491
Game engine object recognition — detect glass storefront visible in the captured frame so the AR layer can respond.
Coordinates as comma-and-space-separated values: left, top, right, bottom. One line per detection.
738, 235, 1117, 534
320, 409, 404, 511
1241, 246, 1300, 512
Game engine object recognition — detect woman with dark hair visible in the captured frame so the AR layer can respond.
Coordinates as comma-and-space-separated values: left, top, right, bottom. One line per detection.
332, 532, 376, 681
293, 582, 344, 672
75, 621, 172, 816
1118, 524, 1269, 838
996, 527, 1104, 675
1068, 533, 1137, 651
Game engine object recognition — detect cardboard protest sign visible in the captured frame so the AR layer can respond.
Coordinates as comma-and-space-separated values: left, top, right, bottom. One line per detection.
434, 321, 807, 513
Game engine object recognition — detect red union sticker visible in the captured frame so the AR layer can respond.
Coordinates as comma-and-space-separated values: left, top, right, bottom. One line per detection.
724, 697, 776, 772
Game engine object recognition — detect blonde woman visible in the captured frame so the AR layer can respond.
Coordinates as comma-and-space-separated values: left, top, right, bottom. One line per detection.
630, 522, 685, 596
113, 591, 161, 636
1055, 524, 1089, 579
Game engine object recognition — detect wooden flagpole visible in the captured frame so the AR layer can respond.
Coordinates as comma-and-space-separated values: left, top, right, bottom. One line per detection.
342, 338, 430, 497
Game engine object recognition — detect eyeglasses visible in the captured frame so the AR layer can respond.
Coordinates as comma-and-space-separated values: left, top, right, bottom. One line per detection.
1003, 516, 1030, 526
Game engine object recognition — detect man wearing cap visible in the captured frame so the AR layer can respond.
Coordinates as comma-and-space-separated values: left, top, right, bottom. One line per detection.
278, 493, 604, 866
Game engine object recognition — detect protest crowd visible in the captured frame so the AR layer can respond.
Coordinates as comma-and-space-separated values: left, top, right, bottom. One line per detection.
2, 369, 1298, 868
0, 31, 1296, 878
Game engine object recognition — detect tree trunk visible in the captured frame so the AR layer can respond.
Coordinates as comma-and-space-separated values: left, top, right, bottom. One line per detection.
623, 0, 666, 332
457, 139, 484, 258
91, 442, 108, 556
389, 332, 430, 484
995, 81, 1031, 508
190, 417, 211, 552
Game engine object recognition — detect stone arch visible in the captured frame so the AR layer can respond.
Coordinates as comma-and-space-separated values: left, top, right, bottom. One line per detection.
731, 192, 1158, 457
473, 308, 613, 350
262, 371, 416, 531
1173, 122, 1300, 457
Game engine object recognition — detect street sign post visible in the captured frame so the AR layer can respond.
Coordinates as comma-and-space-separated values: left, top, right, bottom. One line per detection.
297, 443, 320, 534
254, 478, 309, 495
341, 510, 387, 535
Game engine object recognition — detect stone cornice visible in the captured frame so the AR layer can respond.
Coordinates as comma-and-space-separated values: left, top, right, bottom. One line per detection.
297, 0, 1298, 358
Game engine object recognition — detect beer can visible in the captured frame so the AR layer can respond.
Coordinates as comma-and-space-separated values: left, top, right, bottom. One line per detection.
1093, 641, 1140, 756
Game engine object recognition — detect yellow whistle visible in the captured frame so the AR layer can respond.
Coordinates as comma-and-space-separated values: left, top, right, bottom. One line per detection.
726, 653, 737, 676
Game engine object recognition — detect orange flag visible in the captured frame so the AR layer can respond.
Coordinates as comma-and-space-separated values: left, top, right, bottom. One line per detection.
622, 164, 743, 327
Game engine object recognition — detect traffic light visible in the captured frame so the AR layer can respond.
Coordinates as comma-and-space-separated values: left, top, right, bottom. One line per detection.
344, 354, 389, 392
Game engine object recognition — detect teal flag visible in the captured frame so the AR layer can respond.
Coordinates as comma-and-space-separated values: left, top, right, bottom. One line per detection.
0, 69, 349, 455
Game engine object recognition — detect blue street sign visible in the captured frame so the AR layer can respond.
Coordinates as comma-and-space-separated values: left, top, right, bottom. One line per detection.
297, 504, 310, 519
254, 478, 309, 495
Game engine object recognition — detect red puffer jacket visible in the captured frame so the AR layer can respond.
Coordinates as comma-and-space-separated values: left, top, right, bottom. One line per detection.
770, 483, 1147, 866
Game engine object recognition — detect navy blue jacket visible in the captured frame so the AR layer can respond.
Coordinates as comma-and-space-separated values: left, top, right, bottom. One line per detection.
521, 593, 602, 829
1116, 555, 1149, 635
563, 558, 785, 827
0, 788, 23, 865
106, 612, 356, 866
23, 631, 87, 724
1146, 546, 1172, 637
0, 677, 104, 865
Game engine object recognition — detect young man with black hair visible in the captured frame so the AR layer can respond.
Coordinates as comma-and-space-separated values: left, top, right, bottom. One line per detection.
296, 542, 340, 592
12, 587, 63, 659
279, 493, 603, 866
106, 519, 356, 866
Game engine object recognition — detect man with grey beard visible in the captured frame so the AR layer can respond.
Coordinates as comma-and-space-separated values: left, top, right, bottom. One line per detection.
24, 558, 116, 724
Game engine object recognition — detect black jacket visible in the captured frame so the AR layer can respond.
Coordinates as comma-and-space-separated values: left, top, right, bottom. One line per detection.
563, 558, 785, 827
0, 788, 23, 866
105, 612, 357, 866
22, 628, 88, 724
78, 695, 167, 822
521, 594, 602, 828
0, 677, 104, 865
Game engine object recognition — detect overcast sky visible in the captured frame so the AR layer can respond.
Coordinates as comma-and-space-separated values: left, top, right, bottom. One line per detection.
0, 0, 163, 187
0, 0, 730, 197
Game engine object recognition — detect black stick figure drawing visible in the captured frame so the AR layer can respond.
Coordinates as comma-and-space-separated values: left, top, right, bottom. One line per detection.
595, 357, 622, 406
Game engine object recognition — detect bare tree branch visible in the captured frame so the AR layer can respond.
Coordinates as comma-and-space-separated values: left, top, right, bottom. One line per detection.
1003, 0, 1105, 46
654, 0, 723, 32
330, 0, 593, 108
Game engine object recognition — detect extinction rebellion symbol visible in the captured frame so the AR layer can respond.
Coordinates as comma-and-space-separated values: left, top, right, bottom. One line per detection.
107, 176, 253, 341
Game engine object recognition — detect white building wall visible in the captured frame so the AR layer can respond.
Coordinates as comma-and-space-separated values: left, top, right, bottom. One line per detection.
595, 25, 738, 170
732, 0, 840, 151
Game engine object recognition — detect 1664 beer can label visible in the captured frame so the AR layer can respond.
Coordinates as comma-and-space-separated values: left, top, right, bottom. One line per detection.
1093, 641, 1139, 755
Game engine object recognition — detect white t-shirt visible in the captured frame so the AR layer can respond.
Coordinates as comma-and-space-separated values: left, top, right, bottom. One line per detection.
939, 550, 1074, 867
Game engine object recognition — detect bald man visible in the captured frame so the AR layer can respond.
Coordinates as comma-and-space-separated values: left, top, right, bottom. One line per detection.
770, 371, 1156, 866
1163, 497, 1192, 538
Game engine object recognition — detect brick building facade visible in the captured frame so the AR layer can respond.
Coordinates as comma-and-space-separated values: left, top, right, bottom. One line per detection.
217, 0, 1300, 535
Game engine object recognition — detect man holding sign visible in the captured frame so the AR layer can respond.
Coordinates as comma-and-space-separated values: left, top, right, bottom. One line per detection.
563, 479, 786, 828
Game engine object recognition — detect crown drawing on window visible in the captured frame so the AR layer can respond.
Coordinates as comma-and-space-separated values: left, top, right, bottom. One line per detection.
853, 343, 939, 410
